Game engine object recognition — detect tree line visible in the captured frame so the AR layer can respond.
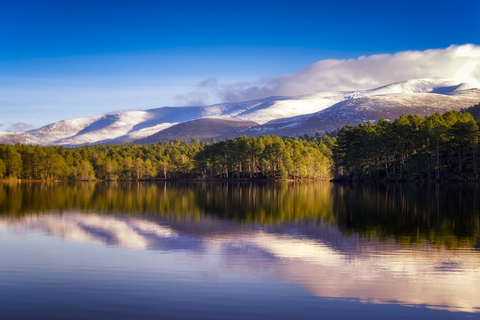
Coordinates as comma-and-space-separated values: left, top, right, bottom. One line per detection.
0, 135, 334, 181
333, 108, 480, 181
2, 104, 480, 182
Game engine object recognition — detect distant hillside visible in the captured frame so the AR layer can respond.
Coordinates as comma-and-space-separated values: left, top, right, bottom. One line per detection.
133, 118, 258, 143
238, 88, 480, 138
1, 78, 479, 146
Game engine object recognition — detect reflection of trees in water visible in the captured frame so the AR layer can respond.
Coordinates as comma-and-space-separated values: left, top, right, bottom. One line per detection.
332, 183, 480, 248
0, 181, 478, 247
0, 181, 336, 224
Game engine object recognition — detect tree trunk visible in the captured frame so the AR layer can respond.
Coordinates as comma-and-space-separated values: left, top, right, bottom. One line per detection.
436, 138, 440, 180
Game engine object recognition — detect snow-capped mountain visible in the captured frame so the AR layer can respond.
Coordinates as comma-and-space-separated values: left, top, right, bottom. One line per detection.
236, 80, 480, 138
1, 78, 479, 145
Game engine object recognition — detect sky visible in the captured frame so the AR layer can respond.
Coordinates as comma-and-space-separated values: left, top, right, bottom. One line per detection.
0, 0, 479, 131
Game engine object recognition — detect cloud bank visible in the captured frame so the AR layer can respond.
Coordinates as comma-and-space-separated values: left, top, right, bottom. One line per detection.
178, 44, 480, 105
6, 122, 34, 133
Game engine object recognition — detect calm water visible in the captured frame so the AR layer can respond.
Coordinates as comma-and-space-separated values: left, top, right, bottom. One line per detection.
0, 181, 479, 319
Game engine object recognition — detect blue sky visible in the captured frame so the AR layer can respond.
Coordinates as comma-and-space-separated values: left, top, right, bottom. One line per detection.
1, 0, 479, 130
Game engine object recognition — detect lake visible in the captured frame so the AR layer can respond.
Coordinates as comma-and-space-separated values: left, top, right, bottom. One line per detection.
0, 181, 479, 319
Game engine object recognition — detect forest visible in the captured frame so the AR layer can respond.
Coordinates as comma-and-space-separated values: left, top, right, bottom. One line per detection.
1, 103, 480, 182
333, 108, 480, 181
0, 135, 334, 181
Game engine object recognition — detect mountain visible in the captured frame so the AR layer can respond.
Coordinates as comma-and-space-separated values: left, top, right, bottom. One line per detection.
1, 78, 479, 145
238, 84, 480, 138
133, 117, 258, 144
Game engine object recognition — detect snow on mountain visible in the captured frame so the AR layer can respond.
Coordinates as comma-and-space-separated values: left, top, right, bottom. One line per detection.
240, 84, 480, 138
0, 111, 176, 146
1, 78, 479, 145
222, 78, 475, 125
363, 78, 469, 95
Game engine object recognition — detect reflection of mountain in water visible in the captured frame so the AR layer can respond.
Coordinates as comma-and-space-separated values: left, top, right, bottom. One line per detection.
1, 212, 479, 313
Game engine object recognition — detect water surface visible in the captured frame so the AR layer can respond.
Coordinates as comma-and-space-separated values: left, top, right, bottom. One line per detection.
0, 182, 479, 319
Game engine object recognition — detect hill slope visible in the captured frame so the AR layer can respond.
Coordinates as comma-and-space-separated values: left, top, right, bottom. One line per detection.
1, 78, 479, 145
133, 118, 259, 143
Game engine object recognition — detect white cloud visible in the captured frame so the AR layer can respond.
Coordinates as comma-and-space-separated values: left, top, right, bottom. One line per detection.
197, 77, 218, 88
209, 44, 480, 102
174, 91, 210, 106
174, 77, 220, 106
6, 122, 34, 132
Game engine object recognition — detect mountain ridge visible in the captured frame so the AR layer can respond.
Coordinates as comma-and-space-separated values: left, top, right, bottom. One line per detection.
1, 78, 479, 145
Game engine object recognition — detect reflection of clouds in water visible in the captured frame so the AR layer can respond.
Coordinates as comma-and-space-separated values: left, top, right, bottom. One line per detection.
244, 231, 480, 313
250, 233, 343, 266
274, 252, 480, 313
1, 213, 479, 313
1, 213, 178, 250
